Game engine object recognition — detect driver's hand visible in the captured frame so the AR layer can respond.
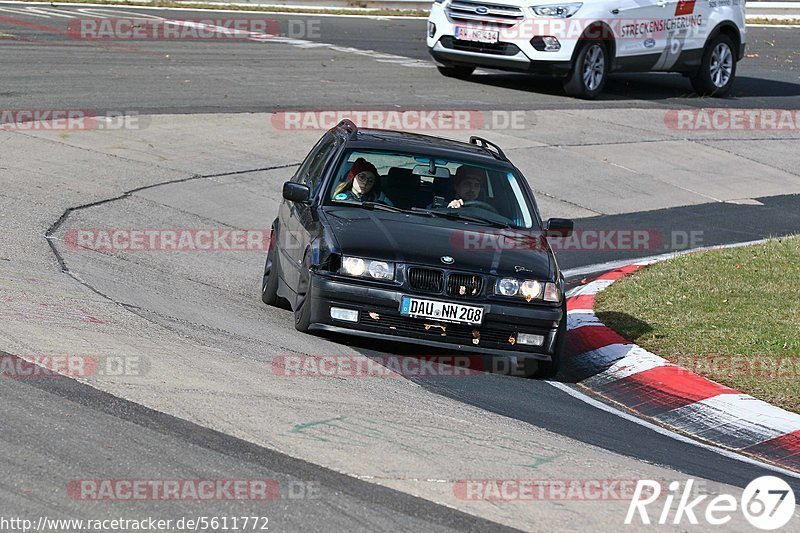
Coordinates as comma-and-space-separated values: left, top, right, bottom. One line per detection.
447, 199, 464, 209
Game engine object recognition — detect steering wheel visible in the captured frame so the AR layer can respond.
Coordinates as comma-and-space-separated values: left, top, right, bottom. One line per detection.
462, 200, 499, 214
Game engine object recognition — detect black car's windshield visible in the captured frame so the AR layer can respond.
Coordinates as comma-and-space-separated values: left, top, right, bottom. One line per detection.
327, 150, 537, 229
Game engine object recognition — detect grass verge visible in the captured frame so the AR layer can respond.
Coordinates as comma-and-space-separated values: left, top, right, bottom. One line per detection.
747, 17, 800, 26
594, 236, 800, 413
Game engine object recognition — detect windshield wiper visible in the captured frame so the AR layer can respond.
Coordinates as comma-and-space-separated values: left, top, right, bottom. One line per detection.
415, 208, 512, 229
359, 201, 409, 213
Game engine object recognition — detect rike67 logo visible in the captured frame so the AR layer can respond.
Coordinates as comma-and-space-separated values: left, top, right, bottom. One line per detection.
626, 477, 796, 530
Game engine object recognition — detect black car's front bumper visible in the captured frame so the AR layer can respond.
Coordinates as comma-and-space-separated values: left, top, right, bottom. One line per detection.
307, 274, 564, 362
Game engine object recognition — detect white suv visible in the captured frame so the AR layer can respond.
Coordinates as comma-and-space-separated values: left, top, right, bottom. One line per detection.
427, 0, 746, 98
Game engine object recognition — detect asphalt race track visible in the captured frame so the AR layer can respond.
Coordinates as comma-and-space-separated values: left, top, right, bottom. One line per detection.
1, 3, 800, 531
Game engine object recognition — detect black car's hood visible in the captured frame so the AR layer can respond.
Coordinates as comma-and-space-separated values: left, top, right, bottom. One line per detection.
323, 206, 555, 280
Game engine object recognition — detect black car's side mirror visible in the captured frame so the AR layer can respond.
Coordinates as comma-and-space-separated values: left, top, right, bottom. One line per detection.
545, 218, 574, 237
283, 182, 311, 203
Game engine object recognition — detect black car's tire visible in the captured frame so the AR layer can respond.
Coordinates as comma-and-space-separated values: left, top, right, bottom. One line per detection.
532, 311, 567, 379
437, 65, 475, 79
294, 252, 313, 333
563, 40, 608, 100
261, 232, 280, 306
690, 34, 736, 97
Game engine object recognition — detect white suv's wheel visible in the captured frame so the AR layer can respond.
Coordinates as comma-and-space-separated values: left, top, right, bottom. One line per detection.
691, 34, 736, 97
563, 40, 608, 99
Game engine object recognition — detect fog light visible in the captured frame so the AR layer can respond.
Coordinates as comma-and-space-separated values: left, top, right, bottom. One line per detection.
428, 22, 436, 38
330, 307, 358, 322
517, 333, 545, 346
531, 36, 561, 52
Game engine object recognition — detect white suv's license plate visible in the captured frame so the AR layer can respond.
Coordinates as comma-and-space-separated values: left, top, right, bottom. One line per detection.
455, 26, 499, 44
400, 296, 484, 326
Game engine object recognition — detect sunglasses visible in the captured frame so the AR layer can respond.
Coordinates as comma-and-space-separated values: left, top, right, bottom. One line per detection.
355, 172, 376, 184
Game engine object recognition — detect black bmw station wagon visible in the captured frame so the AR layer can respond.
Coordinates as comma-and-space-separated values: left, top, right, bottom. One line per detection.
261, 120, 573, 378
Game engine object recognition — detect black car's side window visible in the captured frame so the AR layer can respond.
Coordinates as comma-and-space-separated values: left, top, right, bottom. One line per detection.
294, 134, 337, 196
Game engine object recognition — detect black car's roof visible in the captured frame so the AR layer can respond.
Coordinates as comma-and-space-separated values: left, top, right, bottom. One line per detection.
342, 128, 516, 169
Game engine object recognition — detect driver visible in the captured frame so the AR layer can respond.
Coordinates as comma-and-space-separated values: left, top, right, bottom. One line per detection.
448, 165, 486, 209
333, 157, 381, 202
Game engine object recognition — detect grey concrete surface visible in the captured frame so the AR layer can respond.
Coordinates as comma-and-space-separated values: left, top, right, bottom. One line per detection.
2, 111, 799, 531
1, 365, 514, 533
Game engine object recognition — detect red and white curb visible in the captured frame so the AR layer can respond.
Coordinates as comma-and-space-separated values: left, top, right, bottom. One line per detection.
566, 261, 800, 473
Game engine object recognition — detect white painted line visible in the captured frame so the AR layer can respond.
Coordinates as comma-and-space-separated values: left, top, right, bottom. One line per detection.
566, 310, 600, 330
563, 238, 771, 279
570, 278, 615, 296
547, 381, 800, 480
581, 349, 669, 384
573, 343, 651, 369
661, 394, 800, 439
0, 5, 76, 17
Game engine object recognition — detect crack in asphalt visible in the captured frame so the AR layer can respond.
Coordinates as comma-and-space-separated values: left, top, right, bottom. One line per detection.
45, 162, 298, 277
40, 161, 320, 355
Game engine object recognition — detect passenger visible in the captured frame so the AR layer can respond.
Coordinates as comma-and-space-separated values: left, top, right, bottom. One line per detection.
447, 165, 485, 208
333, 158, 381, 202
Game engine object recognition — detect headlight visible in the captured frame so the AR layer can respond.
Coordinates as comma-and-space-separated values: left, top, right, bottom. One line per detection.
342, 257, 365, 276
497, 278, 520, 296
496, 278, 560, 303
530, 3, 582, 17
340, 256, 394, 280
520, 280, 543, 301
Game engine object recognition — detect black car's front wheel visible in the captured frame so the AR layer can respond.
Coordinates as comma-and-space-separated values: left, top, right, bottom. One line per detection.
261, 230, 281, 306
294, 251, 314, 333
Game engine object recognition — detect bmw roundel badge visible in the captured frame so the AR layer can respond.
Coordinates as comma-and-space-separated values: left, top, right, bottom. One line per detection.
441, 256, 455, 265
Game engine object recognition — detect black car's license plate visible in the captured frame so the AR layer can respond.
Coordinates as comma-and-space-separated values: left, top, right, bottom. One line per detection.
400, 296, 484, 325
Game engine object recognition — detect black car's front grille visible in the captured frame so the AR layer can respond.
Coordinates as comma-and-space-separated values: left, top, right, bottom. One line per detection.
408, 267, 444, 293
447, 273, 483, 298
